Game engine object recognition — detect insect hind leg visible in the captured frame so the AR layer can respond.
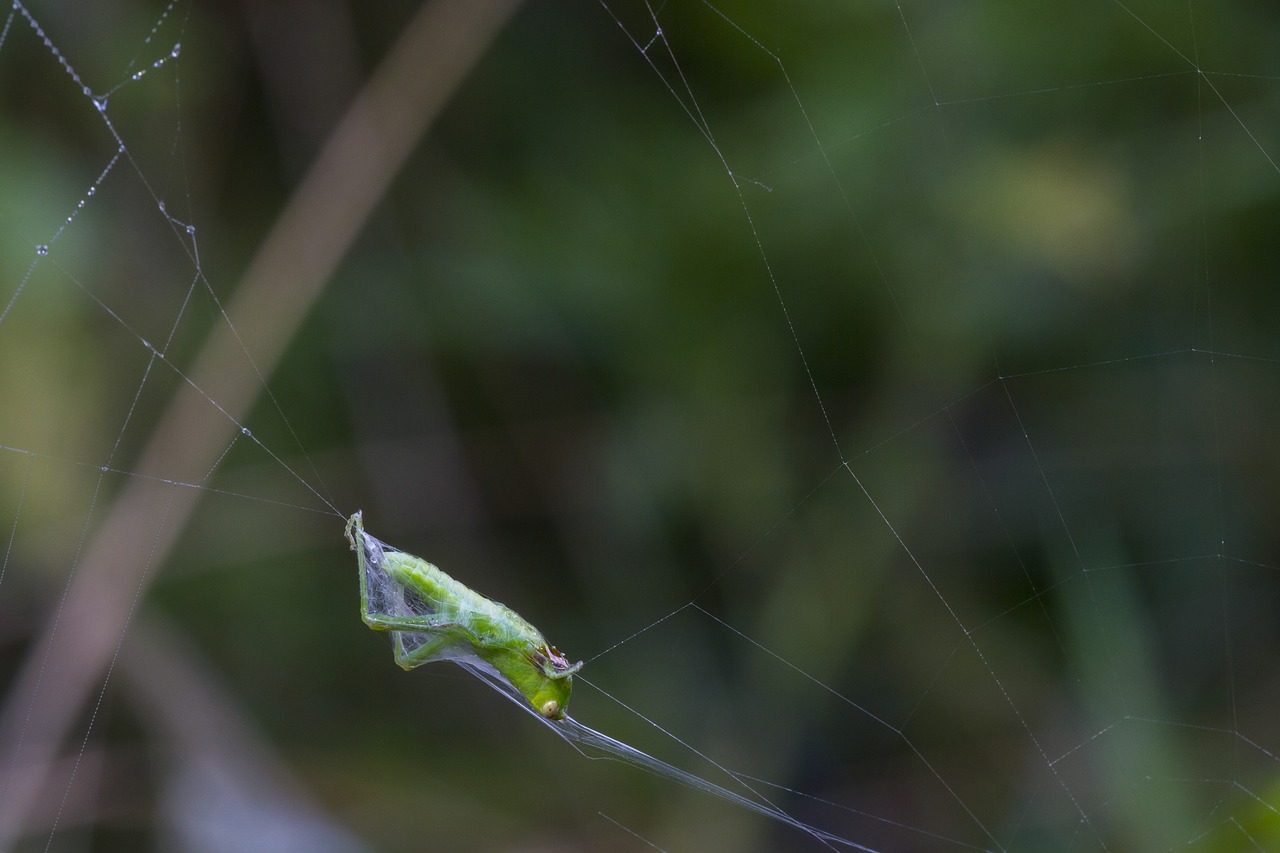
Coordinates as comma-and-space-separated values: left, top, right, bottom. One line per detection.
359, 611, 473, 671
390, 629, 460, 671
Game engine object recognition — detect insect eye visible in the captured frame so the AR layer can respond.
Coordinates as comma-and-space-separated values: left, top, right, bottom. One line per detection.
540, 700, 560, 718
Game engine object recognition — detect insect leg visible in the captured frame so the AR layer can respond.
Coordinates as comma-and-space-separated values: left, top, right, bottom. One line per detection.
360, 611, 479, 670
390, 630, 457, 671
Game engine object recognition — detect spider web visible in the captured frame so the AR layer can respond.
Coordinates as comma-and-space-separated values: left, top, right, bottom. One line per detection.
2, 1, 1280, 850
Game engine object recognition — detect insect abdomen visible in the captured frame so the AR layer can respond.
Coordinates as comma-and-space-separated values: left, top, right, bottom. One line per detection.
381, 551, 545, 652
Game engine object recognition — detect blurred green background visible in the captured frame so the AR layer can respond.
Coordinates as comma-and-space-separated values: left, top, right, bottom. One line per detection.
2, 1, 1280, 850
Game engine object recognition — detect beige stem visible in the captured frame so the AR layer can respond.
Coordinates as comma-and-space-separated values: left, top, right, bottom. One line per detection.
0, 1, 522, 843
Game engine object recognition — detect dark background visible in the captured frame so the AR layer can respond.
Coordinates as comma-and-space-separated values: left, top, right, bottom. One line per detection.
2, 1, 1280, 850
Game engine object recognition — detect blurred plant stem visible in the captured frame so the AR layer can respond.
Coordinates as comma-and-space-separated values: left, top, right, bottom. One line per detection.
0, 1, 521, 844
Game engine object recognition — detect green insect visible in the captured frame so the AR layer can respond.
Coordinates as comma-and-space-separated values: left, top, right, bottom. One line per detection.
347, 512, 861, 846
346, 511, 582, 719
